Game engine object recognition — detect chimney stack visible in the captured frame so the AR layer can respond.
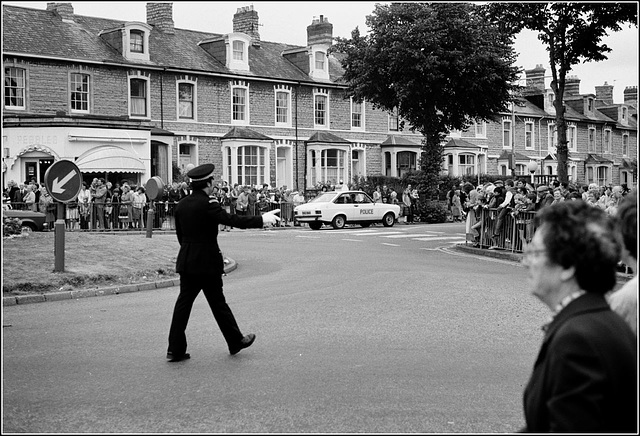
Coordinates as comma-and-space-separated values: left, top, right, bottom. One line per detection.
46, 3, 74, 22
623, 86, 637, 106
525, 64, 546, 93
146, 2, 175, 34
595, 81, 614, 105
307, 15, 333, 46
233, 5, 260, 47
564, 75, 581, 97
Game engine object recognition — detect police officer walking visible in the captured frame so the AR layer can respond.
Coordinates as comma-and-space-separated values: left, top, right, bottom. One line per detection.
167, 163, 280, 362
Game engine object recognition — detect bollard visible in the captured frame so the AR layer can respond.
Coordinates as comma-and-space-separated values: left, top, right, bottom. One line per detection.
146, 207, 154, 238
54, 202, 66, 272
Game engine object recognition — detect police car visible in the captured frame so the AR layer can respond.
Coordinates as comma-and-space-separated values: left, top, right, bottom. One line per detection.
294, 190, 401, 230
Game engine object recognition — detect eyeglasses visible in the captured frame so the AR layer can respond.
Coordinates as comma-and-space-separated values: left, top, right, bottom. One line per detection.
522, 243, 547, 264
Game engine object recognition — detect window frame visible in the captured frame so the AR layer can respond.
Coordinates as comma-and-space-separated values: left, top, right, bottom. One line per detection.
4, 66, 27, 110
274, 85, 291, 127
458, 153, 476, 176
313, 88, 329, 129
177, 79, 197, 121
388, 108, 399, 132
130, 29, 144, 53
603, 128, 612, 154
69, 71, 91, 113
502, 118, 512, 149
622, 133, 629, 156
231, 80, 249, 125
129, 75, 150, 119
474, 121, 486, 138
567, 124, 577, 152
524, 121, 534, 150
548, 123, 558, 153
587, 126, 596, 153
351, 97, 364, 131
237, 145, 267, 186
232, 40, 245, 61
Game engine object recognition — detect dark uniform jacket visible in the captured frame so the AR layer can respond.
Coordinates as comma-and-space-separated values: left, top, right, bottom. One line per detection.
175, 190, 264, 275
523, 293, 637, 433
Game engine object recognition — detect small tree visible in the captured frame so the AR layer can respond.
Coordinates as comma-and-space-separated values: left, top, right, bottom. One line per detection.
485, 3, 637, 183
332, 3, 520, 197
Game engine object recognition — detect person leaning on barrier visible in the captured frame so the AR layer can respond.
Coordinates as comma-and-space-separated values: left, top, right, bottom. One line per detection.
520, 201, 637, 432
166, 163, 280, 362
607, 190, 637, 336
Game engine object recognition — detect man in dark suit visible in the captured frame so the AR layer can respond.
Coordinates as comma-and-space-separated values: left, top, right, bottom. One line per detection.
520, 201, 637, 432
167, 163, 280, 362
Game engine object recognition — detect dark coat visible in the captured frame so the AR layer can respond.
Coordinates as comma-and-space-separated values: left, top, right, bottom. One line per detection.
174, 190, 264, 274
523, 293, 637, 433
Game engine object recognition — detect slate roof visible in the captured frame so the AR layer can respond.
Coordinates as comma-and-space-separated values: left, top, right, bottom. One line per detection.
443, 138, 482, 149
497, 150, 531, 160
306, 131, 350, 144
222, 127, 272, 141
585, 153, 614, 164
381, 135, 421, 147
2, 4, 344, 85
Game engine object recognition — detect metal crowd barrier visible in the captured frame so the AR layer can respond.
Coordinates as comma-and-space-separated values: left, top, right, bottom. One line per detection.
467, 207, 537, 253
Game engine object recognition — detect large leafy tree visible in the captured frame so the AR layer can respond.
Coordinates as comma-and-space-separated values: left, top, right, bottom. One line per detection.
485, 3, 637, 183
332, 2, 520, 197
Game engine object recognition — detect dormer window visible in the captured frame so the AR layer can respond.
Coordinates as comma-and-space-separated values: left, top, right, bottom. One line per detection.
621, 106, 628, 123
123, 23, 151, 62
587, 97, 594, 112
227, 33, 250, 72
130, 30, 144, 53
309, 46, 330, 80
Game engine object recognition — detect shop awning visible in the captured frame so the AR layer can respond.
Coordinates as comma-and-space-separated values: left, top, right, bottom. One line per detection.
75, 145, 145, 173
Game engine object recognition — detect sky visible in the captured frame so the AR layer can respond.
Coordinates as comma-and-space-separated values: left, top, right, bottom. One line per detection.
3, 1, 638, 102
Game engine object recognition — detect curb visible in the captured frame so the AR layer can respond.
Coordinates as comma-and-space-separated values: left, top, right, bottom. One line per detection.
2, 258, 237, 307
451, 243, 634, 283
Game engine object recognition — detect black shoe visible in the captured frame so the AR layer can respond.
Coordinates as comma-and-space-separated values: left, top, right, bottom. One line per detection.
229, 334, 256, 355
166, 352, 190, 362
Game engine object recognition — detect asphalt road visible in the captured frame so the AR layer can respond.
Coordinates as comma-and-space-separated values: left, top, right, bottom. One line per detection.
3, 222, 549, 433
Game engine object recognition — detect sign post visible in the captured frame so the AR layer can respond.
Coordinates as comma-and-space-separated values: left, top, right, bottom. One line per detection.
44, 160, 83, 272
144, 176, 165, 239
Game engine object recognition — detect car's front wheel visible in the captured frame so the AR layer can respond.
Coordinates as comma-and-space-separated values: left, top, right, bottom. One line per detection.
309, 222, 323, 230
382, 212, 395, 227
331, 215, 346, 229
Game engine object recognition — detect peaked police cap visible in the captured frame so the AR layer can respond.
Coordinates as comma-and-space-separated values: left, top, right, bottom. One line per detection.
187, 163, 215, 182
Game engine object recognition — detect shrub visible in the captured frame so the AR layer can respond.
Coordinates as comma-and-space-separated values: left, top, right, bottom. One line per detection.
3, 217, 22, 237
416, 200, 448, 223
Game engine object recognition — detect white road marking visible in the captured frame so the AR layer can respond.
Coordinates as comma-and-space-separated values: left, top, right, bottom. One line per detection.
296, 235, 321, 239
381, 243, 400, 246
342, 239, 362, 242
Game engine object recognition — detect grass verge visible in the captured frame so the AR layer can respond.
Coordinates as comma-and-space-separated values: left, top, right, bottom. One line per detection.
2, 231, 180, 296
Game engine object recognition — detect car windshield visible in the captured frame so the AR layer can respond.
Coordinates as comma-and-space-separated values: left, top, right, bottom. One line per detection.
309, 192, 338, 203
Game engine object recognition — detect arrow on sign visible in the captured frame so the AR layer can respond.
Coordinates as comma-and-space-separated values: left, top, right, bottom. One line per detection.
52, 171, 76, 194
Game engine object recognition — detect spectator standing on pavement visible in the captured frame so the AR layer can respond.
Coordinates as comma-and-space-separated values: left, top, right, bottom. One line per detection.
166, 163, 281, 362
120, 184, 134, 229
608, 190, 637, 336
236, 186, 249, 216
23, 184, 37, 212
534, 185, 554, 211
132, 186, 147, 229
372, 186, 382, 203
402, 184, 414, 224
92, 178, 107, 230
520, 201, 637, 432
451, 189, 462, 222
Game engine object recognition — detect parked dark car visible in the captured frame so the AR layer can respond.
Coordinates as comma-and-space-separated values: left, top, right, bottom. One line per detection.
2, 209, 48, 232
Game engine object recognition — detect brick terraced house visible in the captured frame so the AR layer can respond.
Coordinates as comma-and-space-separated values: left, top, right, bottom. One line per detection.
2, 3, 637, 192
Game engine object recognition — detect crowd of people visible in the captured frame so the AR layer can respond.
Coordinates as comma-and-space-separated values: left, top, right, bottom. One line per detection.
2, 178, 308, 231
443, 178, 634, 249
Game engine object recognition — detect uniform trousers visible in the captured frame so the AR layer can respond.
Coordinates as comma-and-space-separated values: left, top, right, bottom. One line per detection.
168, 273, 244, 355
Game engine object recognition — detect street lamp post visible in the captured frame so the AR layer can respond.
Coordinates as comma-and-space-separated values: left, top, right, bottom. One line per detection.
528, 161, 538, 185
